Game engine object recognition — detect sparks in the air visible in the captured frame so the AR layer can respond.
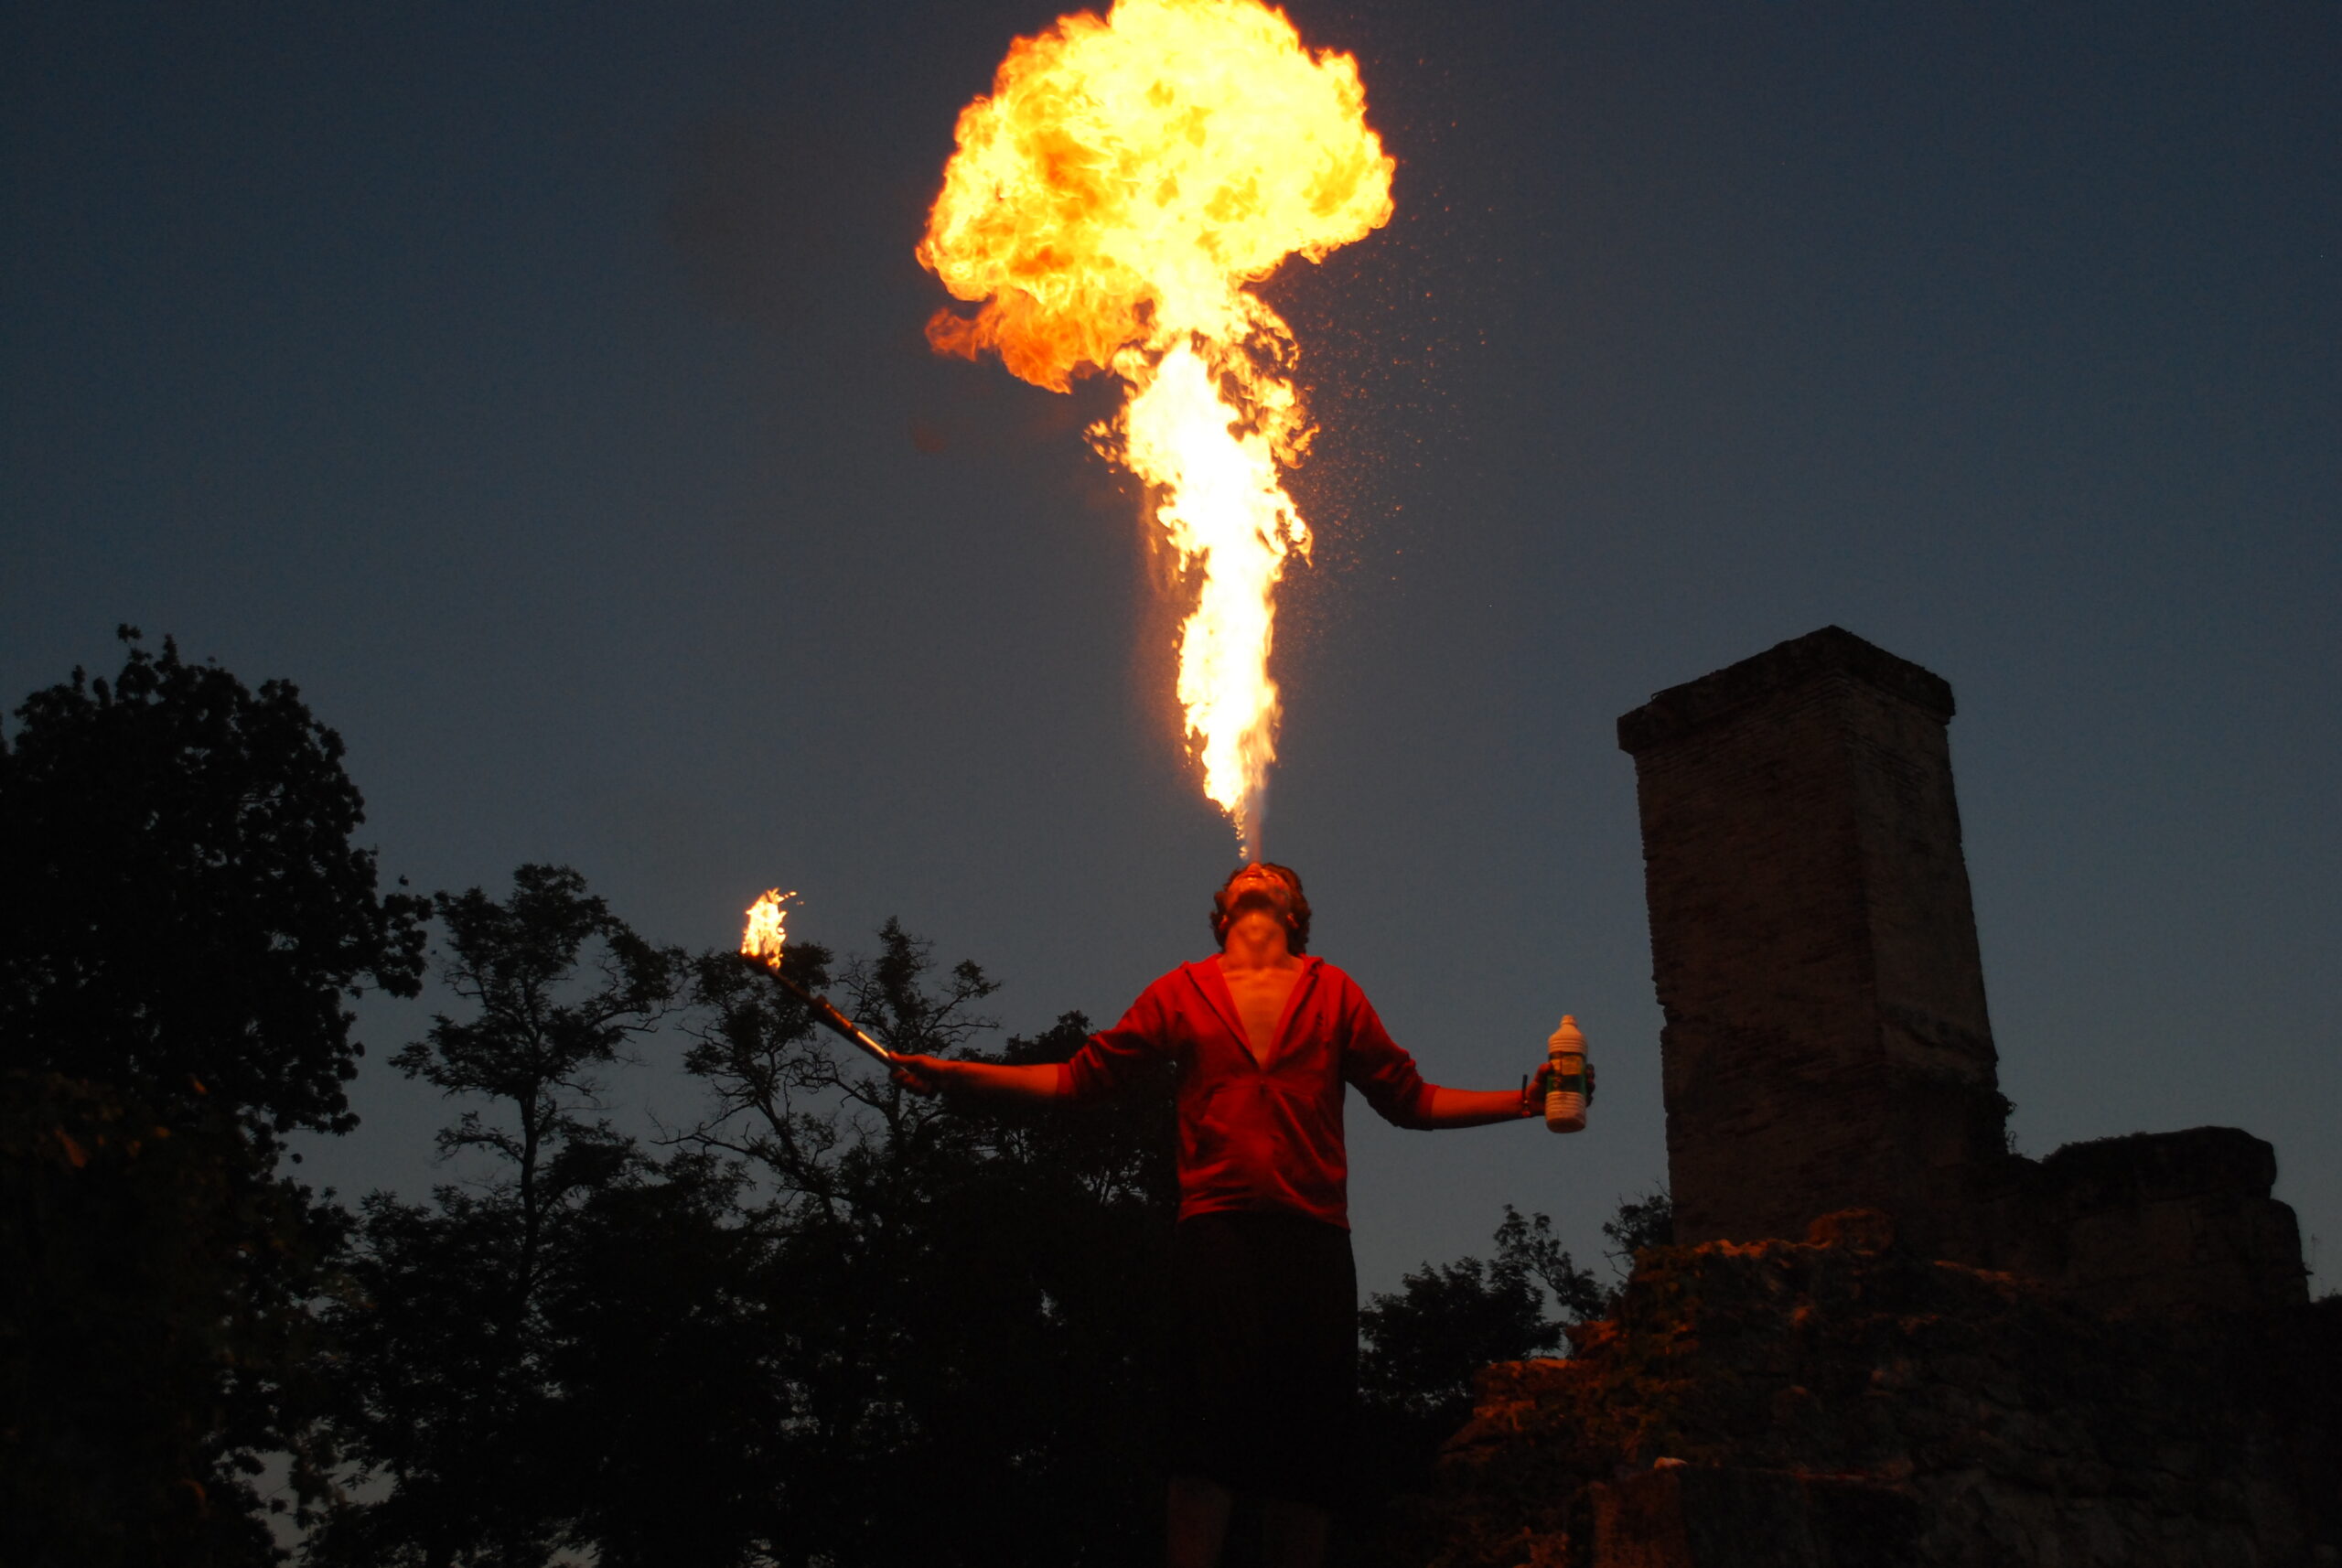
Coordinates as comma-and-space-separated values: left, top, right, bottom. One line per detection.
919, 0, 1393, 855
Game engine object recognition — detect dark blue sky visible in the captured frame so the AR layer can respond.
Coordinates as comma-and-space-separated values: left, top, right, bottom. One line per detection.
6, 0, 2337, 1295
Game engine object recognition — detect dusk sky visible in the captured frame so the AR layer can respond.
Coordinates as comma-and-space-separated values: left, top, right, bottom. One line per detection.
5, 0, 2337, 1298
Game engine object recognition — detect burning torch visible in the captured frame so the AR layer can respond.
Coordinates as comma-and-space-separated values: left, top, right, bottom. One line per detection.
738, 889, 900, 1068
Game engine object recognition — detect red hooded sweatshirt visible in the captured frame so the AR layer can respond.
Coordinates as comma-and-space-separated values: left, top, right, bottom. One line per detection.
1055, 955, 1437, 1228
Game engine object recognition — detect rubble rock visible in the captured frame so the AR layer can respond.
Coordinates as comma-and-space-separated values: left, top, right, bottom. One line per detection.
1416, 1216, 2341, 1568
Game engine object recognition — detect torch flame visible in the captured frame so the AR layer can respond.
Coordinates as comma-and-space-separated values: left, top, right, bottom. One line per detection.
741, 888, 795, 970
919, 0, 1393, 855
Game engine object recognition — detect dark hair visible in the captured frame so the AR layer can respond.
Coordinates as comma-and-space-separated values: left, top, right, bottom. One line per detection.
1210, 863, 1312, 954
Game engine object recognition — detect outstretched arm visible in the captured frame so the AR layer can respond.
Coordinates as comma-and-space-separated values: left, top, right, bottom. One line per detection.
891, 1055, 1065, 1103
1346, 993, 1562, 1132
893, 986, 1170, 1106
1413, 1057, 1595, 1130
1416, 1082, 1541, 1129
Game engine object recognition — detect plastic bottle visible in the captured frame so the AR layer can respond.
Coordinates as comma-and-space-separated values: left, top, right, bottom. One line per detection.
1544, 1015, 1588, 1133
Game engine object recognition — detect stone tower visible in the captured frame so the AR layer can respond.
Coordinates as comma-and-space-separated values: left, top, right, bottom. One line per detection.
1616, 626, 2012, 1263
1406, 629, 2329, 1568
1615, 626, 2305, 1310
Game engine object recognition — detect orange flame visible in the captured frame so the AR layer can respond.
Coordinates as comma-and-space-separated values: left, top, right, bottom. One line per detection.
919, 0, 1393, 855
740, 888, 796, 970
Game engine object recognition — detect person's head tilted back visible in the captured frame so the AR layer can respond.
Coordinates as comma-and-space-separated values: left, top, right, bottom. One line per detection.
1210, 863, 1312, 954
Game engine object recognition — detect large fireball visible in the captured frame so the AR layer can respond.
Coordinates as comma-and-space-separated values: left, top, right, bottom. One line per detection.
919, 0, 1393, 854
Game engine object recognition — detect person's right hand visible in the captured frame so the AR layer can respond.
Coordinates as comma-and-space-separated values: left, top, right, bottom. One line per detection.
890, 1054, 953, 1096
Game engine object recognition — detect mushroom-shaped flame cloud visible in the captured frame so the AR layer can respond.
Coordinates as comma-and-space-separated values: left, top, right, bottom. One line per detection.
919, 0, 1393, 855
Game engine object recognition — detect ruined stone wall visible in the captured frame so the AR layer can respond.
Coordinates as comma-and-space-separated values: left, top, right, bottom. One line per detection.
1612, 627, 2309, 1313
1410, 629, 2330, 1568
2013, 1127, 2310, 1316
1413, 1218, 2341, 1568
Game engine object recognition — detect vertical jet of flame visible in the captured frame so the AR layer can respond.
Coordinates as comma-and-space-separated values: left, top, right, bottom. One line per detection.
919, 0, 1393, 856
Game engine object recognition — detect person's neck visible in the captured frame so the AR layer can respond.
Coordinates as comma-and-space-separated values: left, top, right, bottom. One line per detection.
1219, 932, 1300, 972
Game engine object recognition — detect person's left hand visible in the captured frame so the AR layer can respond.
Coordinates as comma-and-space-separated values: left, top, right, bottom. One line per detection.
1524, 1060, 1597, 1105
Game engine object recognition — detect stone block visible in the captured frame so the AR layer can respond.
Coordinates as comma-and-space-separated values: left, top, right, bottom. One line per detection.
2018, 1129, 2309, 1314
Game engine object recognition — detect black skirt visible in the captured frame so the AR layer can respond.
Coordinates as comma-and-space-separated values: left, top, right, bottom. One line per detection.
1168, 1208, 1358, 1509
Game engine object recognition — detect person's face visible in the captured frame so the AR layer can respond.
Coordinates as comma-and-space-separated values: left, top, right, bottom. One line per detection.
1227, 864, 1292, 901
1219, 865, 1299, 945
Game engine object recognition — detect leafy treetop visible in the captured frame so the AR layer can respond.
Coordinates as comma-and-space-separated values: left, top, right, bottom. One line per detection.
0, 628, 426, 1142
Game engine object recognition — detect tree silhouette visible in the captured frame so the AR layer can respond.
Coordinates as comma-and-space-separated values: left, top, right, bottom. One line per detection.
1600, 1187, 1675, 1278
1359, 1251, 1563, 1425
313, 865, 684, 1568
681, 922, 1180, 1568
394, 865, 682, 1309
0, 631, 424, 1566
0, 627, 425, 1145
1358, 1191, 1675, 1430
1490, 1205, 1609, 1325
1, 1073, 347, 1568
535, 1151, 790, 1568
